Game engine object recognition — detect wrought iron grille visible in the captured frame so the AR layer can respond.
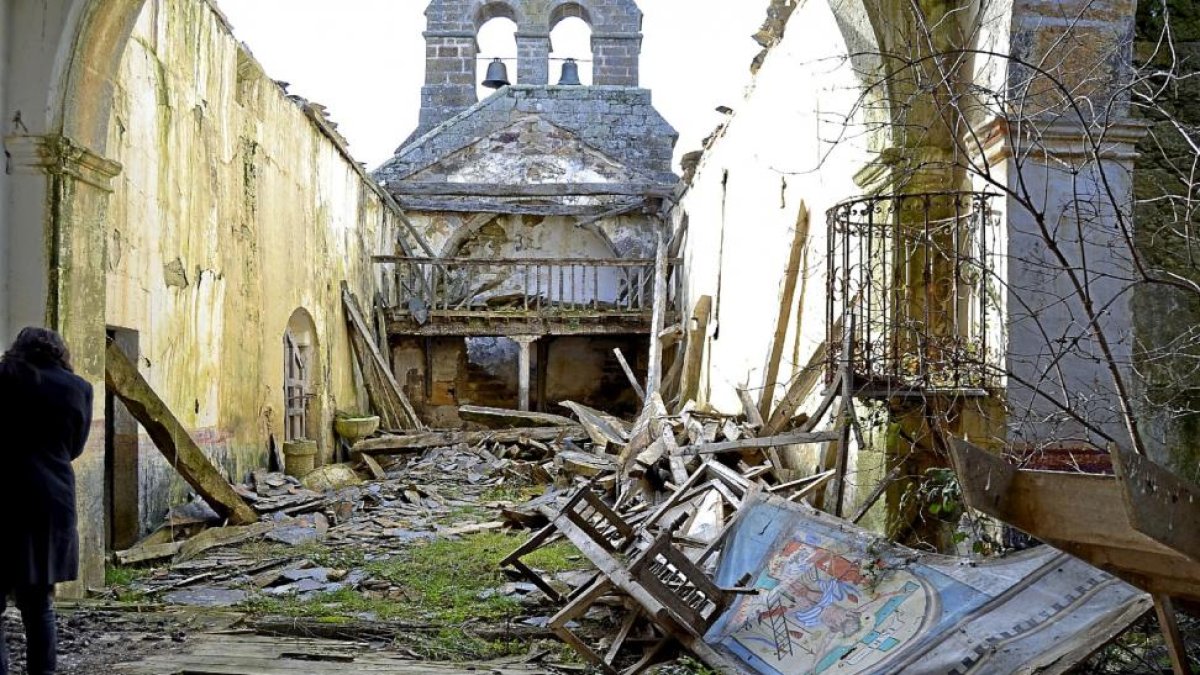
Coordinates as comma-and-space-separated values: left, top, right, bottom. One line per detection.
826, 191, 999, 391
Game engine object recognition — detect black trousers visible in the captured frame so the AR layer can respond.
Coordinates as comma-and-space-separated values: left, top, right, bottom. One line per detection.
0, 585, 56, 675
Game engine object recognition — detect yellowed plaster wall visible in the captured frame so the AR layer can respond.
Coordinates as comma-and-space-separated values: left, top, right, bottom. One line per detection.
103, 0, 393, 529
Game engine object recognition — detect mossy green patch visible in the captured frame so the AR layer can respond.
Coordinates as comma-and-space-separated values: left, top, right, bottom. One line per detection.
238, 530, 588, 657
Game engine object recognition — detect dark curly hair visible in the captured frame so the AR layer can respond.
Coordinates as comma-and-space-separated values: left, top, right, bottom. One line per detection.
0, 326, 73, 381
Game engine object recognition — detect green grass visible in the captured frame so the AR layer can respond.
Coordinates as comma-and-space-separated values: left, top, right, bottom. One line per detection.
236, 539, 367, 570
241, 531, 586, 624
105, 564, 154, 603
480, 483, 546, 504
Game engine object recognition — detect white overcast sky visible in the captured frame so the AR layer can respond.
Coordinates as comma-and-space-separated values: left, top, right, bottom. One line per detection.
214, 1, 769, 171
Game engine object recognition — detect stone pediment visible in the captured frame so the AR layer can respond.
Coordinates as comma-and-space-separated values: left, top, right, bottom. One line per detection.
401, 116, 653, 186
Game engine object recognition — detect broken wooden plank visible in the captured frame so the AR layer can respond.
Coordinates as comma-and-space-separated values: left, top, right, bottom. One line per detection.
764, 353, 826, 435
678, 295, 712, 406
1153, 595, 1194, 675
353, 426, 585, 455
850, 465, 902, 523
645, 230, 669, 399
458, 405, 577, 429
114, 541, 184, 566
1112, 445, 1200, 564
737, 387, 765, 430
105, 341, 259, 526
612, 348, 646, 402
176, 521, 277, 562
359, 453, 388, 481
760, 202, 809, 420
679, 429, 840, 456
950, 438, 1200, 602
560, 401, 630, 450
343, 286, 423, 430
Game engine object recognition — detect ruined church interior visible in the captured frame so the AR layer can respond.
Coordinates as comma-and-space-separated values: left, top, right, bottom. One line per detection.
1, 0, 1199, 672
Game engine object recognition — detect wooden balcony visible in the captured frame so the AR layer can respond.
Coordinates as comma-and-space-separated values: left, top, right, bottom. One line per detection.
375, 256, 681, 337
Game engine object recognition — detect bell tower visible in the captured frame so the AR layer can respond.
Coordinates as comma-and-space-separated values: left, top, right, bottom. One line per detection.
414, 0, 644, 139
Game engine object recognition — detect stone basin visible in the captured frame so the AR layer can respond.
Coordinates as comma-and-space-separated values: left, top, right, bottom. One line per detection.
334, 415, 380, 443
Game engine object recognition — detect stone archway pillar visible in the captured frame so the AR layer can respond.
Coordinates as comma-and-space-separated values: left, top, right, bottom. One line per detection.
6, 132, 121, 596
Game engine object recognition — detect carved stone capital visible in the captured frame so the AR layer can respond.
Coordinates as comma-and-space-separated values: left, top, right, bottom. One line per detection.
5, 134, 123, 192
969, 115, 1151, 168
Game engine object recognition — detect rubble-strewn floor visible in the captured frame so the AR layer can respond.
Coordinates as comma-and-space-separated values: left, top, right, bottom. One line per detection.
26, 441, 700, 673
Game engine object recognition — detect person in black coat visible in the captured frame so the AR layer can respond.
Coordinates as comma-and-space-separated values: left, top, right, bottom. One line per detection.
0, 327, 93, 675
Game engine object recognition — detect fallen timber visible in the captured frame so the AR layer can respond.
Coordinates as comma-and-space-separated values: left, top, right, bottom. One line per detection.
678, 429, 841, 456
951, 438, 1200, 675
352, 425, 587, 455
457, 404, 577, 429
105, 339, 259, 526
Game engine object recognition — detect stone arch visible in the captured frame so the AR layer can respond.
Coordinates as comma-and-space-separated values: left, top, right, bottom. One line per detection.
3, 0, 149, 595
472, 0, 522, 31
540, 0, 640, 33
57, 0, 149, 153
805, 0, 904, 175
549, 1, 593, 30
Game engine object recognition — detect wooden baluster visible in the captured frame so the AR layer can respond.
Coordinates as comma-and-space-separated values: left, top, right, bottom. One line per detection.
558, 264, 565, 312
572, 264, 578, 310
593, 264, 600, 311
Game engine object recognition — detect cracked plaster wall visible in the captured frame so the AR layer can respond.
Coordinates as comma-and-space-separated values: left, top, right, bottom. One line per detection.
103, 0, 394, 534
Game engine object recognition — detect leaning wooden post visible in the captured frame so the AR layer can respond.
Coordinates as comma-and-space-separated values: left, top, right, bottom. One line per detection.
104, 341, 258, 526
760, 203, 809, 420
613, 347, 646, 402
645, 230, 668, 400
678, 295, 713, 405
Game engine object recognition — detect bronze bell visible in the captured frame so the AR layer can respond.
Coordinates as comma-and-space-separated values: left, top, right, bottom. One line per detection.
558, 58, 582, 86
482, 58, 510, 89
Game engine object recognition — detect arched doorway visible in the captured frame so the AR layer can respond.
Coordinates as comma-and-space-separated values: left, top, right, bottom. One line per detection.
284, 308, 322, 443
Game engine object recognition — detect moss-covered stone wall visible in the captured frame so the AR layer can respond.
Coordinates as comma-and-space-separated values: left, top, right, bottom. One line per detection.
1133, 0, 1200, 481
103, 0, 395, 534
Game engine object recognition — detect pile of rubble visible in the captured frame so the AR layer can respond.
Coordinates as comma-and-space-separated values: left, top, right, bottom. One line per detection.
106, 391, 827, 671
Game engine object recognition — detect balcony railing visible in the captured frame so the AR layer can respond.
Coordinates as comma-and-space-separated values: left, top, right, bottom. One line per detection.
826, 191, 1000, 392
375, 256, 681, 329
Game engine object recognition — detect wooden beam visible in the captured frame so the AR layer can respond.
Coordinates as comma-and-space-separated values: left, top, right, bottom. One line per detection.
759, 203, 809, 420
373, 255, 675, 267
764, 363, 827, 437
1113, 445, 1200, 564
736, 387, 765, 429
396, 199, 649, 217
343, 286, 423, 430
679, 430, 840, 456
391, 182, 673, 198
458, 405, 577, 429
1154, 594, 1194, 675
353, 426, 586, 455
104, 341, 258, 526
677, 296, 712, 405
645, 231, 668, 400
613, 348, 646, 402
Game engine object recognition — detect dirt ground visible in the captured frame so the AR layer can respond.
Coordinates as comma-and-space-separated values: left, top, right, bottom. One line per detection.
1, 606, 208, 675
